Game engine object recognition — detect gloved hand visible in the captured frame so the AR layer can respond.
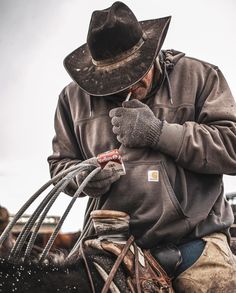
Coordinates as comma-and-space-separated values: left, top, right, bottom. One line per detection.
76, 157, 120, 197
109, 99, 163, 148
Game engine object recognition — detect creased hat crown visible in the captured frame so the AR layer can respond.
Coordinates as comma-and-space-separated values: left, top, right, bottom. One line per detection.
87, 2, 143, 61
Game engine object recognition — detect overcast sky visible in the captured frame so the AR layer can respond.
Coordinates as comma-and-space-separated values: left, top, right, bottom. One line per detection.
0, 0, 235, 232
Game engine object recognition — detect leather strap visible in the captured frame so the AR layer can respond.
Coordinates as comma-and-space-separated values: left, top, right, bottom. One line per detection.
80, 235, 97, 293
134, 242, 142, 293
81, 234, 174, 293
101, 235, 135, 293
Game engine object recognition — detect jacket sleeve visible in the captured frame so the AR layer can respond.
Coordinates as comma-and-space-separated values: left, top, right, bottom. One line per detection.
157, 66, 236, 175
47, 88, 84, 196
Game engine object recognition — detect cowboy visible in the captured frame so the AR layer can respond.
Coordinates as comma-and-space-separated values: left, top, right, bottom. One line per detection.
48, 1, 236, 291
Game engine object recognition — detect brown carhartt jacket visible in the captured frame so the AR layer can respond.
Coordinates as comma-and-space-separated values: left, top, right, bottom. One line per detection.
48, 50, 236, 248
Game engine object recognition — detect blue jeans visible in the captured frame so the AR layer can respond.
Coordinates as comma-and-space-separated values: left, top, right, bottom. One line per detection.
175, 239, 206, 277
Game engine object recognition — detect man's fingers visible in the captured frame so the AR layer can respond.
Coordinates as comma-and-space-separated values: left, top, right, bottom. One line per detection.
83, 170, 121, 197
112, 126, 120, 135
84, 185, 110, 197
109, 171, 121, 183
89, 168, 114, 181
78, 166, 116, 186
116, 135, 122, 143
82, 157, 99, 168
86, 172, 120, 189
111, 116, 120, 126
122, 99, 146, 108
77, 170, 90, 184
109, 107, 124, 118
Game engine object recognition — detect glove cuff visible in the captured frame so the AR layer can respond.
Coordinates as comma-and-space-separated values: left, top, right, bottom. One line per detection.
147, 118, 164, 148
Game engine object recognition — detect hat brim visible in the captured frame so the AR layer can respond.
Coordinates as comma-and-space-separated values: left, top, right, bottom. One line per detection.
64, 16, 171, 96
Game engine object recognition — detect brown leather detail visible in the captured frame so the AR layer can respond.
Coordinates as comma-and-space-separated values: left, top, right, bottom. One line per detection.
144, 250, 174, 292
91, 210, 129, 219
101, 241, 134, 272
101, 239, 175, 292
101, 235, 135, 293
127, 277, 136, 293
134, 243, 142, 293
144, 250, 170, 277
84, 238, 103, 250
83, 234, 175, 292
80, 236, 96, 293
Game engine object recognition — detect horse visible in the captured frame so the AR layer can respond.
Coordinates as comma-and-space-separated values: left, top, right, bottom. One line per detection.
0, 240, 132, 293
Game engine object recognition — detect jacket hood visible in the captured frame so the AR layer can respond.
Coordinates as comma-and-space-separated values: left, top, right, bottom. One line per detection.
158, 49, 185, 104
161, 49, 185, 66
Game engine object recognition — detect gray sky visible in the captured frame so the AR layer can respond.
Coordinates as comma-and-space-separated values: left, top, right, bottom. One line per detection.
0, 0, 236, 232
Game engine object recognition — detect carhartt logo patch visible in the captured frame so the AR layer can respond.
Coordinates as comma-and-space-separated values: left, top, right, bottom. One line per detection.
148, 170, 159, 182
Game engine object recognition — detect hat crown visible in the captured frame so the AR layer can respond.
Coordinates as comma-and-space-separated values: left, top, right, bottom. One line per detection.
87, 1, 143, 61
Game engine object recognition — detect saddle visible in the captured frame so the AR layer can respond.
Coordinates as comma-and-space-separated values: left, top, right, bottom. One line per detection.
81, 210, 175, 293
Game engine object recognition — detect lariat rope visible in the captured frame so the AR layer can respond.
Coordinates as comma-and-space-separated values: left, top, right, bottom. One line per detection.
0, 163, 142, 293
0, 162, 101, 262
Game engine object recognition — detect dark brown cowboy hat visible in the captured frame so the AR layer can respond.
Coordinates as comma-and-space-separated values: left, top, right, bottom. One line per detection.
64, 1, 171, 96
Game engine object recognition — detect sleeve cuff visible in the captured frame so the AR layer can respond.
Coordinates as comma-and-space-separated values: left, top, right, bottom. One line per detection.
157, 121, 185, 159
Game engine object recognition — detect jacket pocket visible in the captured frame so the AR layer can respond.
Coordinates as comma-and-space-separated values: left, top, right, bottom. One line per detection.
102, 160, 190, 248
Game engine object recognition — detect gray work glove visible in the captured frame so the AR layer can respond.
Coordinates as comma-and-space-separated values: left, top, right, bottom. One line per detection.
109, 99, 163, 148
76, 157, 120, 198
